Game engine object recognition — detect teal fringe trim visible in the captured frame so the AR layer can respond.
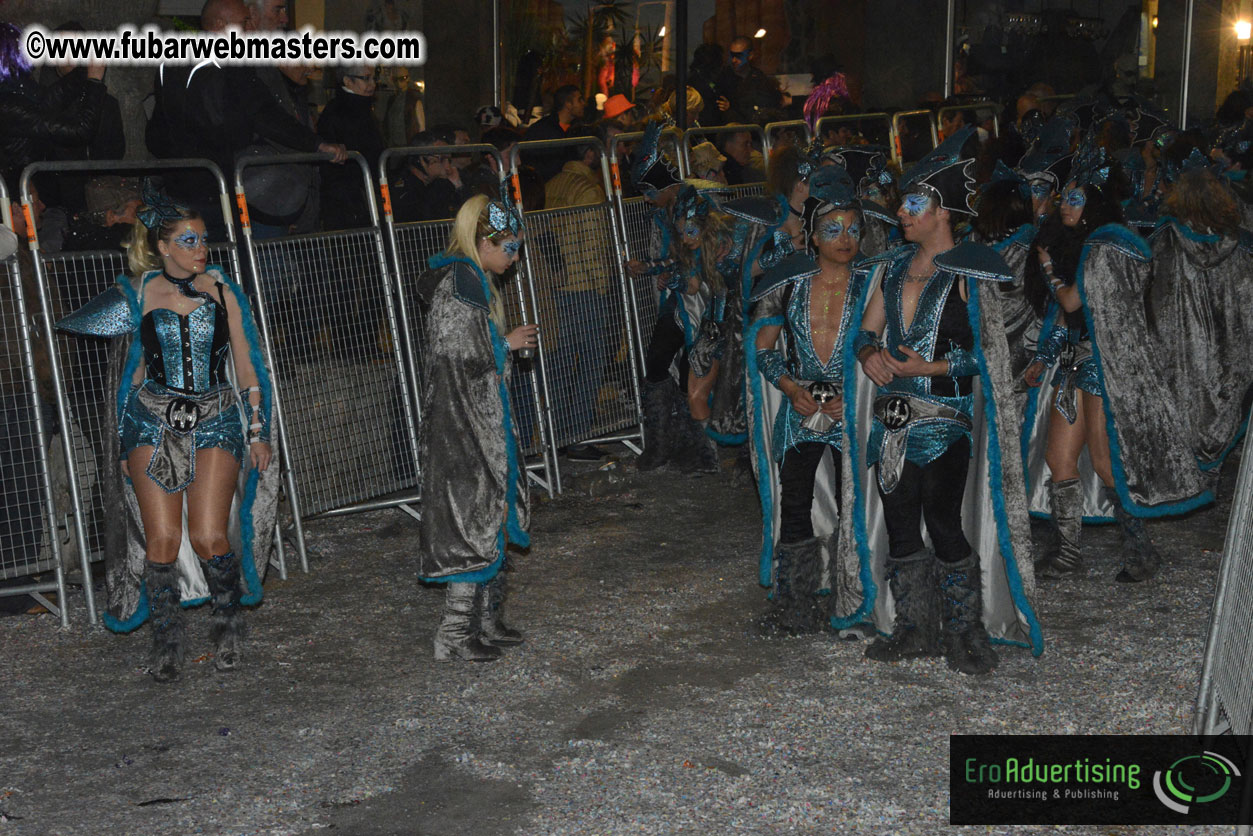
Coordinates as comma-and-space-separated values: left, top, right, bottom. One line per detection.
1075, 230, 1215, 518
746, 315, 785, 587
967, 279, 1044, 657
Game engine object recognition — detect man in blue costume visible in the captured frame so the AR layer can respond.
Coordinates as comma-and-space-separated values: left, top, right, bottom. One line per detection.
848, 128, 1042, 675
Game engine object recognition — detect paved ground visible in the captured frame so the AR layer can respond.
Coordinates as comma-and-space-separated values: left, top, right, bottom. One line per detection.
0, 448, 1242, 836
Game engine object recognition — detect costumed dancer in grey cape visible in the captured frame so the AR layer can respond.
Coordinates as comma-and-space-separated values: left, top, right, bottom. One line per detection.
415, 192, 535, 662
624, 122, 712, 473
1022, 145, 1213, 584
56, 188, 279, 682
746, 165, 867, 635
1148, 153, 1253, 476
847, 127, 1042, 675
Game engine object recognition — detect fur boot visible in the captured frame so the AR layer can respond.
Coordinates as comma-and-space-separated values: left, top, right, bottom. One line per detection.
938, 553, 999, 675
636, 379, 677, 471
1036, 478, 1082, 578
478, 572, 522, 646
145, 561, 185, 683
1105, 486, 1162, 582
202, 552, 246, 672
434, 582, 501, 662
865, 549, 942, 661
757, 538, 825, 635
676, 415, 720, 475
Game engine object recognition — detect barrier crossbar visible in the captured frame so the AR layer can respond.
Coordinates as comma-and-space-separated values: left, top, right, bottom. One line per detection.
891, 109, 940, 166
513, 136, 645, 468
814, 113, 895, 151
762, 120, 813, 161
378, 143, 559, 497
0, 180, 70, 625
238, 151, 416, 534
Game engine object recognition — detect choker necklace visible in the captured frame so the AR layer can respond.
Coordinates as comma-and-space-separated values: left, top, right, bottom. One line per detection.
162, 269, 201, 300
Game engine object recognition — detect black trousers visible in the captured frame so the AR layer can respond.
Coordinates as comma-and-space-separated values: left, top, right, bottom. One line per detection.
644, 303, 689, 385
779, 441, 843, 544
876, 436, 972, 562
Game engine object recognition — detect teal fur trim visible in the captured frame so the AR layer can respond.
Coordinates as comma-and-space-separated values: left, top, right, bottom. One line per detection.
745, 315, 785, 587
830, 268, 877, 631
1086, 222, 1151, 261
215, 267, 274, 445
238, 466, 264, 604
1151, 216, 1223, 245
1074, 233, 1215, 518
423, 534, 506, 584
705, 427, 747, 446
1029, 509, 1116, 525
994, 223, 1037, 254
966, 279, 1044, 657
102, 582, 150, 633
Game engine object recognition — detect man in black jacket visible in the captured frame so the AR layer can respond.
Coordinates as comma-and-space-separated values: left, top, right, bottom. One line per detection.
316, 65, 386, 230
524, 85, 586, 181
713, 36, 782, 125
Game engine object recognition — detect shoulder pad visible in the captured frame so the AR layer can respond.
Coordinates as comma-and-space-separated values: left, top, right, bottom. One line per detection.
857, 242, 912, 269
749, 251, 819, 301
1086, 223, 1151, 261
719, 195, 784, 226
56, 280, 137, 337
933, 241, 1013, 282
999, 222, 1037, 251
424, 254, 490, 311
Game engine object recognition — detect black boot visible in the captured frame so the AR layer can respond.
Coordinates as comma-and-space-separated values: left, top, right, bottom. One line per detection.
757, 538, 824, 635
865, 549, 941, 661
676, 416, 720, 475
145, 561, 185, 683
1036, 478, 1082, 578
203, 552, 246, 672
433, 582, 502, 662
1105, 486, 1161, 582
478, 572, 522, 646
938, 553, 999, 675
636, 380, 677, 471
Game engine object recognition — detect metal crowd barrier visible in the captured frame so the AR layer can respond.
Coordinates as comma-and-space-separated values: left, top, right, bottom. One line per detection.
22, 158, 301, 623
378, 143, 558, 496
237, 151, 417, 536
513, 136, 644, 469
891, 109, 940, 165
608, 128, 687, 380
815, 112, 896, 151
0, 180, 70, 626
1195, 422, 1253, 741
762, 120, 813, 160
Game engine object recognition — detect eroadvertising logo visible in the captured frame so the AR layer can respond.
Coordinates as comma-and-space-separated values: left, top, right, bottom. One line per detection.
950, 735, 1252, 825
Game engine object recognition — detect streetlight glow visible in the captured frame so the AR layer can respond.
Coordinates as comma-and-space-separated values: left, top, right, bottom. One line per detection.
1238, 20, 1252, 41
754, 28, 767, 38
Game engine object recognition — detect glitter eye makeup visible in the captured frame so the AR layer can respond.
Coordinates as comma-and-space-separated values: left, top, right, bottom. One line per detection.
1064, 188, 1086, 207
902, 192, 932, 216
173, 230, 208, 250
501, 239, 522, 257
864, 186, 883, 202
683, 224, 701, 238
847, 223, 862, 239
818, 220, 845, 240
1030, 182, 1051, 199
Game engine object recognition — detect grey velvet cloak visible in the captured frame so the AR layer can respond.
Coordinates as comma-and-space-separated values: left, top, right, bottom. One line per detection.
415, 256, 530, 582
1021, 224, 1214, 519
56, 268, 280, 631
1148, 219, 1253, 471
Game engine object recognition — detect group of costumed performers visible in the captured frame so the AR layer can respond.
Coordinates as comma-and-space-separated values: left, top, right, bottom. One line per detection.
414, 189, 536, 663
747, 128, 1043, 675
56, 184, 279, 683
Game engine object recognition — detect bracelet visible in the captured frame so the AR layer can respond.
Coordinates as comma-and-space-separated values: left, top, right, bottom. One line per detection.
1040, 260, 1052, 270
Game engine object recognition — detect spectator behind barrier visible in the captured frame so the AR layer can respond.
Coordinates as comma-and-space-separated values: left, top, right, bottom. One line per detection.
391, 130, 467, 222
145, 0, 346, 240
720, 127, 766, 185
713, 35, 784, 125
317, 65, 387, 231
690, 141, 727, 183
544, 130, 616, 461
465, 126, 522, 200
61, 176, 142, 252
525, 85, 587, 181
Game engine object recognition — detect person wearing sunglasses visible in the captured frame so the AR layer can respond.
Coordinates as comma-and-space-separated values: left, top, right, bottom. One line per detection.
414, 191, 537, 662
316, 65, 386, 230
56, 186, 279, 683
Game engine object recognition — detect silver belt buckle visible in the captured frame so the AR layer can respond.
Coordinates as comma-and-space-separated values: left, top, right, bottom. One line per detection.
881, 396, 912, 430
164, 397, 200, 433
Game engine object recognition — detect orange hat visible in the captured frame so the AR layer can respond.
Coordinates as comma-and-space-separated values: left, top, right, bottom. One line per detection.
603, 94, 635, 120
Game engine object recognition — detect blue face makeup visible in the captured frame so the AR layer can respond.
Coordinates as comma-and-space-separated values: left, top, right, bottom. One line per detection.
902, 192, 932, 216
817, 218, 862, 241
501, 239, 522, 257
683, 223, 701, 239
1063, 188, 1086, 208
863, 185, 883, 202
173, 230, 208, 250
1029, 182, 1052, 200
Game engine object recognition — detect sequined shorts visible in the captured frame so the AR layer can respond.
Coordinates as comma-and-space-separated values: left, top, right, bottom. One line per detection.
120, 381, 245, 462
